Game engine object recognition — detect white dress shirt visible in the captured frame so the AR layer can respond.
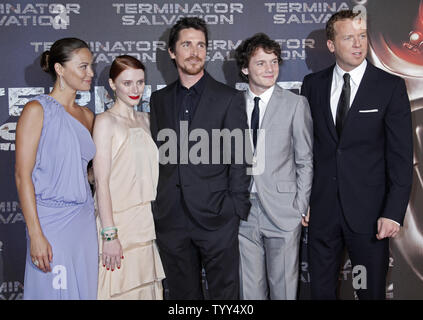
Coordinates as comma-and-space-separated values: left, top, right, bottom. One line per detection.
330, 59, 367, 123
246, 85, 275, 193
330, 60, 399, 227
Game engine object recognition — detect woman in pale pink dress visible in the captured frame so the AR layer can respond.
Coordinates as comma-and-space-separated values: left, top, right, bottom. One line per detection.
93, 55, 165, 300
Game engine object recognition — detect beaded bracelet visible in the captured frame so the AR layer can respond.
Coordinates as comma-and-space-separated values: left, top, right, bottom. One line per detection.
101, 226, 118, 241
101, 226, 117, 235
102, 232, 118, 241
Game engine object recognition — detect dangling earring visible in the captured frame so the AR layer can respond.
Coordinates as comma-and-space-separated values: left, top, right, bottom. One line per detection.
59, 75, 65, 91
113, 90, 117, 101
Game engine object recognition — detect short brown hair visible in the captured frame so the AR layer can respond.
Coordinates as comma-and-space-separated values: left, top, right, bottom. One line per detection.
168, 17, 208, 53
109, 55, 145, 81
326, 10, 363, 40
235, 33, 282, 81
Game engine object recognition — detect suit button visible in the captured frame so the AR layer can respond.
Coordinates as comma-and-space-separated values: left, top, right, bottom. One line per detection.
337, 149, 342, 155
332, 176, 337, 181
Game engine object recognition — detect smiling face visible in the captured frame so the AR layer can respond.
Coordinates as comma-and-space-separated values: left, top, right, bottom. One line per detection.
327, 18, 368, 71
109, 67, 145, 107
169, 27, 207, 77
56, 48, 94, 91
242, 47, 279, 96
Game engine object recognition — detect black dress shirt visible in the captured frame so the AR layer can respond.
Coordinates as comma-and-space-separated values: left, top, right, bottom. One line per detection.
176, 72, 207, 125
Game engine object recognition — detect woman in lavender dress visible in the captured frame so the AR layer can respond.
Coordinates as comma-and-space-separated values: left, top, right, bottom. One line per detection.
15, 38, 98, 299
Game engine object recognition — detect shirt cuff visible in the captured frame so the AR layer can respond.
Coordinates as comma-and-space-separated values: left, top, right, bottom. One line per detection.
382, 217, 400, 226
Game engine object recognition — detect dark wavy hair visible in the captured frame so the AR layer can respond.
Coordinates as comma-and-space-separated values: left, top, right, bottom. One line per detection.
40, 37, 90, 80
235, 33, 282, 81
109, 55, 145, 81
168, 17, 208, 53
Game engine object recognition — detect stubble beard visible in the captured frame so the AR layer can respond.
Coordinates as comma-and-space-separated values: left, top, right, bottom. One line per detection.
181, 57, 205, 76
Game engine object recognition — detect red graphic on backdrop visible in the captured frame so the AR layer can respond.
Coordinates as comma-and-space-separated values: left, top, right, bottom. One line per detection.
403, 31, 423, 53
396, 1, 423, 63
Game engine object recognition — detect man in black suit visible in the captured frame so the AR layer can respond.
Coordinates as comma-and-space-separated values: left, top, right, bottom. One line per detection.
149, 17, 250, 299
301, 10, 413, 299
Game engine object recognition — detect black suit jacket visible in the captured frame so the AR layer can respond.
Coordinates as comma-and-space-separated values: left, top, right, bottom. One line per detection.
301, 61, 413, 234
149, 73, 251, 230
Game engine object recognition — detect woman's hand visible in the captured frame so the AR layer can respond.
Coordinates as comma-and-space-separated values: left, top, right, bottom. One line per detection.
102, 239, 123, 271
29, 233, 53, 273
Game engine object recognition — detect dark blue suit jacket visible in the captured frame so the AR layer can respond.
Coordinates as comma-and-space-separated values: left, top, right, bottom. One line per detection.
301, 61, 413, 234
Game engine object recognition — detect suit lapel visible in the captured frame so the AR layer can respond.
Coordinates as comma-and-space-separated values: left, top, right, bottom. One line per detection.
322, 66, 339, 143
158, 82, 184, 154
245, 86, 281, 157
189, 75, 217, 131
260, 85, 282, 133
342, 63, 377, 134
160, 82, 179, 134
254, 86, 283, 159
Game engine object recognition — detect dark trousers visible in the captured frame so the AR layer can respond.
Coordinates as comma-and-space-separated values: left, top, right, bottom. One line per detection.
155, 189, 240, 300
308, 195, 389, 300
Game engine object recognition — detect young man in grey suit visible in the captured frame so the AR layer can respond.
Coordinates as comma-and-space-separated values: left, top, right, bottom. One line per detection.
235, 33, 313, 299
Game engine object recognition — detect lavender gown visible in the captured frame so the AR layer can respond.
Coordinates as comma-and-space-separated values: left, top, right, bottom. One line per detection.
23, 94, 98, 300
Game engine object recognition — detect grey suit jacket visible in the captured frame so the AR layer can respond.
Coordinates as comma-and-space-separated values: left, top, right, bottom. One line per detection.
249, 84, 313, 231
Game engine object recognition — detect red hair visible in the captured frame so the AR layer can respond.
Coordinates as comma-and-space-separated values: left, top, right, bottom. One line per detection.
109, 55, 145, 81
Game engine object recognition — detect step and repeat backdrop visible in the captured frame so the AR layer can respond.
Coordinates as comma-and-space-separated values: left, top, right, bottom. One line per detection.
1, 0, 422, 300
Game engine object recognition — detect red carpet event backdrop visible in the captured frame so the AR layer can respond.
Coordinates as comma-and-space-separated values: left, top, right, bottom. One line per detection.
0, 0, 422, 300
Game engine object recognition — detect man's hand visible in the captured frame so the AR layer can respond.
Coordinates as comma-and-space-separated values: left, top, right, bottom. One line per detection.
376, 217, 400, 240
301, 208, 310, 227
